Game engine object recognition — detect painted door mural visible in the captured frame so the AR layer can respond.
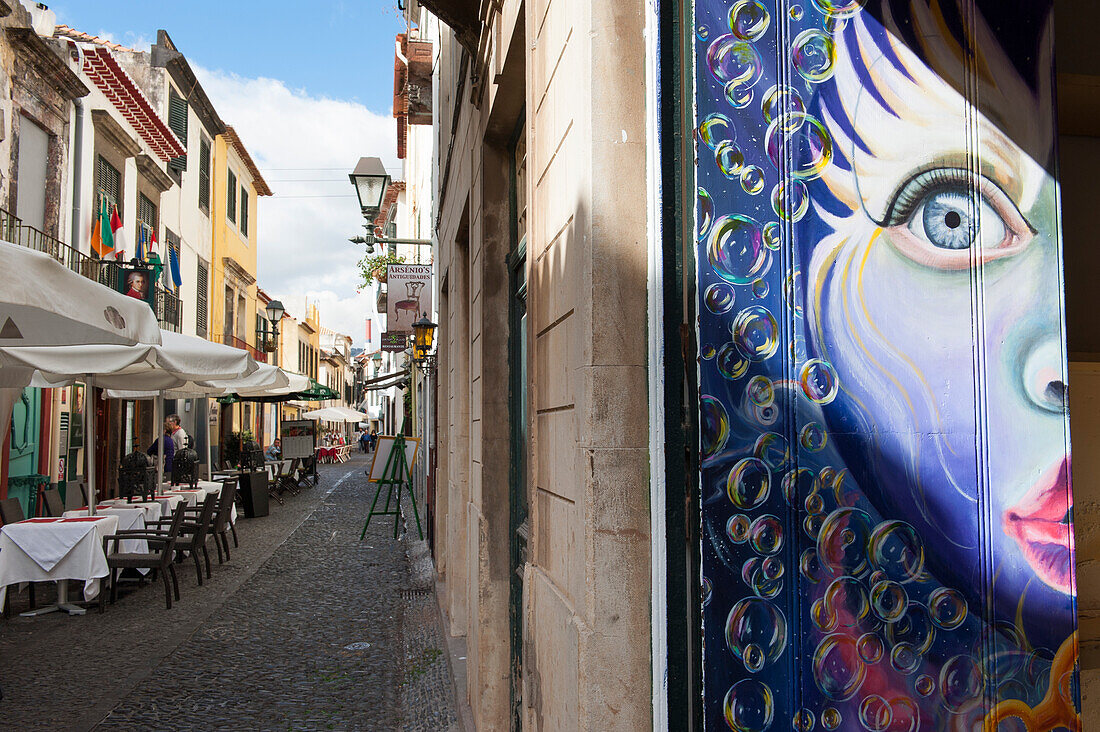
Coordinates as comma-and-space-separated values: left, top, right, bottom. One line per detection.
7, 387, 41, 515
691, 1, 1079, 730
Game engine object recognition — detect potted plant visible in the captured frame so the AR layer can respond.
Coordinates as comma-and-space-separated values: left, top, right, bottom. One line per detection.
358, 251, 407, 287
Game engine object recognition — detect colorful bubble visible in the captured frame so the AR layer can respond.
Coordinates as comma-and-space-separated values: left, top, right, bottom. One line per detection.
939, 655, 983, 713
793, 29, 836, 83
856, 632, 883, 664
697, 112, 733, 149
810, 0, 866, 18
729, 0, 771, 41
723, 679, 775, 732
700, 395, 730, 459
708, 215, 767, 284
792, 708, 815, 731
727, 457, 771, 509
915, 674, 935, 697
771, 179, 809, 222
750, 278, 769, 298
696, 24, 710, 41
804, 513, 824, 540
726, 597, 788, 671
805, 492, 824, 515
762, 221, 781, 250
800, 547, 826, 584
813, 633, 866, 701
890, 643, 921, 675
727, 513, 751, 543
702, 576, 713, 606
725, 80, 754, 109
739, 165, 765, 195
707, 35, 764, 87
698, 187, 715, 239
761, 84, 805, 133
705, 282, 737, 314
870, 580, 908, 623
812, 598, 837, 632
765, 113, 833, 180
749, 514, 783, 555
888, 698, 920, 732
858, 694, 891, 731
885, 603, 936, 655
782, 468, 816, 505
783, 268, 803, 312
789, 5, 804, 20
761, 556, 783, 580
868, 520, 925, 583
733, 305, 779, 361
746, 375, 774, 408
716, 140, 746, 178
753, 432, 789, 471
800, 359, 840, 404
821, 707, 841, 730
717, 343, 750, 380
928, 587, 968, 630
799, 422, 828, 451
824, 576, 870, 629
743, 643, 766, 672
702, 344, 717, 360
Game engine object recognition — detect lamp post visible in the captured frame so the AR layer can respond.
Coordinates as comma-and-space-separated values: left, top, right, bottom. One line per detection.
348, 156, 432, 254
264, 299, 285, 451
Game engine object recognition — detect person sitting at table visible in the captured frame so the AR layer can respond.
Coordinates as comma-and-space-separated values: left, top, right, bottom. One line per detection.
265, 438, 281, 461
146, 428, 175, 473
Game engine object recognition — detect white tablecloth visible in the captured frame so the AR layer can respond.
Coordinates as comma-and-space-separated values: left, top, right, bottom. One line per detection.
95, 500, 163, 525
0, 515, 120, 606
164, 483, 237, 524
64, 507, 148, 555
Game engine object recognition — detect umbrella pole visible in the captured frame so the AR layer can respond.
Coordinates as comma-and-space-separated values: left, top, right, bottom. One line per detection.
84, 378, 96, 516
155, 395, 165, 490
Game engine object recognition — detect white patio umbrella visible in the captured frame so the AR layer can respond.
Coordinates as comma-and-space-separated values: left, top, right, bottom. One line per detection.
302, 406, 368, 422
0, 330, 258, 509
0, 240, 163, 508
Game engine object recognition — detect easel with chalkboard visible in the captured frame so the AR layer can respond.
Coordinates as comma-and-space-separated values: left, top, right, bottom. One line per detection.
361, 432, 423, 540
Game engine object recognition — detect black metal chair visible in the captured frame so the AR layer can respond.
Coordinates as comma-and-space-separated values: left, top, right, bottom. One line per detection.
101, 504, 187, 610
154, 495, 217, 585
209, 481, 238, 563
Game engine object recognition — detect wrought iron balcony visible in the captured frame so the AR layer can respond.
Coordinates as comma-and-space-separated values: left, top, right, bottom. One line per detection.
3, 206, 182, 332
213, 333, 268, 363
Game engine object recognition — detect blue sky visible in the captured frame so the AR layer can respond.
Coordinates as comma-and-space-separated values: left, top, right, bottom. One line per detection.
49, 1, 412, 345
50, 1, 405, 114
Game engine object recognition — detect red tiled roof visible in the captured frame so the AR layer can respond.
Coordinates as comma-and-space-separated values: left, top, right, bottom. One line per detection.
54, 25, 135, 52
82, 46, 184, 161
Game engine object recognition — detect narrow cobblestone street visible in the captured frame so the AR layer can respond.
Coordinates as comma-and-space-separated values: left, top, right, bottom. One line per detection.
0, 455, 457, 731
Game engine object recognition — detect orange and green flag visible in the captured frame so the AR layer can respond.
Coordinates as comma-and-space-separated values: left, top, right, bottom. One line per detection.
89, 205, 103, 257
100, 200, 115, 257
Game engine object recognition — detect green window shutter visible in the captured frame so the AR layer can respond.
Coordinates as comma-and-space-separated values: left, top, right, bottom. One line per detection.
240, 187, 249, 237
168, 88, 188, 172
198, 137, 211, 212
227, 170, 237, 223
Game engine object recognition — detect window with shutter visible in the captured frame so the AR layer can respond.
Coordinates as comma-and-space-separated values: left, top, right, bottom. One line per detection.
227, 169, 237, 224
95, 155, 121, 217
196, 259, 208, 338
240, 187, 249, 237
198, 137, 211, 213
168, 87, 187, 172
138, 193, 157, 248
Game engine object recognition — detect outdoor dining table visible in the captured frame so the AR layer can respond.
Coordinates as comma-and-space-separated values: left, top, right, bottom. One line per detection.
0, 515, 120, 616
95, 499, 164, 525
163, 482, 237, 524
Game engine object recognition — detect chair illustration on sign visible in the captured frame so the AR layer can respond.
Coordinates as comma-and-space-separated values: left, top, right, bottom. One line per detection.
393, 281, 424, 328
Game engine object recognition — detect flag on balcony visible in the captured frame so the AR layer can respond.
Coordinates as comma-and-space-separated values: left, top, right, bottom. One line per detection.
135, 225, 145, 261
91, 200, 112, 258
110, 205, 127, 260
168, 238, 182, 289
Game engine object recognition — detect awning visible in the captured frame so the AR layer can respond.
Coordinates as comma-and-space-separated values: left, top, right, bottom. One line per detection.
418, 0, 480, 54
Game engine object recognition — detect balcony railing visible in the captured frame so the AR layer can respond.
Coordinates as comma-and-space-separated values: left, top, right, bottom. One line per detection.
4, 206, 182, 332
213, 333, 268, 363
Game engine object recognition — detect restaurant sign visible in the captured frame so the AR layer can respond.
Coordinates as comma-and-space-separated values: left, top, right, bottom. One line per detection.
381, 331, 406, 353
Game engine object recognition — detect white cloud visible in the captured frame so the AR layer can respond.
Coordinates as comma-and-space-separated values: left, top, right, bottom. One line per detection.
194, 66, 397, 347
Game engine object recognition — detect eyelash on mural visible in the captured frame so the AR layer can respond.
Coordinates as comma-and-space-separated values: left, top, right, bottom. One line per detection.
880, 168, 979, 227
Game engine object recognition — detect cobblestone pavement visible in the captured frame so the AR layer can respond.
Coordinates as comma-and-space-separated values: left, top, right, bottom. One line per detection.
0, 454, 458, 731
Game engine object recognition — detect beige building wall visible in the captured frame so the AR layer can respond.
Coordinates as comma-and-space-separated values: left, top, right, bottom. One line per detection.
431, 0, 652, 728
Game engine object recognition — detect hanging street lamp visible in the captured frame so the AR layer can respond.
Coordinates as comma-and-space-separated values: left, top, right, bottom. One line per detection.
411, 315, 438, 376
348, 157, 391, 218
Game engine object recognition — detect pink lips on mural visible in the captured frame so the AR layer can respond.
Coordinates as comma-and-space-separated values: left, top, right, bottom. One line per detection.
1004, 457, 1074, 594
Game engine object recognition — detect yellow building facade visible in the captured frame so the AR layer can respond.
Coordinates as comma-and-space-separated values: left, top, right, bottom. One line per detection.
209, 125, 271, 439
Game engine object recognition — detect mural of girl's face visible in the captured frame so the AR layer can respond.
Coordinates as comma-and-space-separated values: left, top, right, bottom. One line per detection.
805, 11, 1073, 633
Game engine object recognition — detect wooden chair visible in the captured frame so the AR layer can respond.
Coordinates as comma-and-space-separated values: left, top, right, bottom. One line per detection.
161, 495, 218, 585
0, 498, 35, 614
209, 480, 238, 563
101, 505, 186, 610
40, 487, 65, 517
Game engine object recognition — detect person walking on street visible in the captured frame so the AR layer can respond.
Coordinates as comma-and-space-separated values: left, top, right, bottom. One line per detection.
359, 430, 370, 454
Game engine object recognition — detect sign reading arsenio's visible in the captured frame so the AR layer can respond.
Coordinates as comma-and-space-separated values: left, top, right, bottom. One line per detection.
386, 264, 431, 333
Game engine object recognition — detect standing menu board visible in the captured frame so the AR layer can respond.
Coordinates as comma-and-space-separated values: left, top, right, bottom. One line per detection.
280, 419, 315, 460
